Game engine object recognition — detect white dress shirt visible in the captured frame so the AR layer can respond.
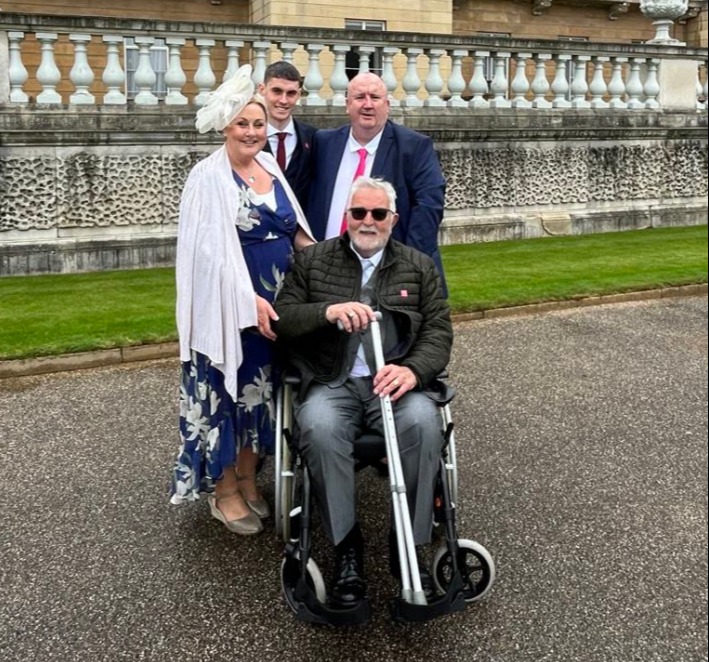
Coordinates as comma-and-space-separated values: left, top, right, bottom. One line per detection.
267, 118, 296, 169
324, 130, 383, 239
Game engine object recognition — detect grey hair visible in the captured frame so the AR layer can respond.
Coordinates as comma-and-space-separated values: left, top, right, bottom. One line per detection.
347, 176, 397, 213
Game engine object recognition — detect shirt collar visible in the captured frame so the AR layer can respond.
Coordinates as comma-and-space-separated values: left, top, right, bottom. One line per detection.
347, 128, 383, 155
350, 244, 384, 269
268, 118, 295, 138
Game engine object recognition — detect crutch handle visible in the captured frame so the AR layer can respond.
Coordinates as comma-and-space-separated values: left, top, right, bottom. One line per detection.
335, 310, 382, 331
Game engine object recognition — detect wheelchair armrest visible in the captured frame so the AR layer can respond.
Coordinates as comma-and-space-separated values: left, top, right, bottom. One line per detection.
283, 367, 303, 387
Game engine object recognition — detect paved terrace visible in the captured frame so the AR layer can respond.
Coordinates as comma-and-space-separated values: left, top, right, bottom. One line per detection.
1, 295, 707, 662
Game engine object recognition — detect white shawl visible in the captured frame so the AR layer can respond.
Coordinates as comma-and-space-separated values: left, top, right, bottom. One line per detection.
175, 145, 313, 400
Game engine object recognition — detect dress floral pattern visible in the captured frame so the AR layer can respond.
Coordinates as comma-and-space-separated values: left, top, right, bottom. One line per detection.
170, 175, 298, 503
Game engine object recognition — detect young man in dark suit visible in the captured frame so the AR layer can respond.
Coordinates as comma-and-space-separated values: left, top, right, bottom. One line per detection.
258, 61, 318, 213
307, 72, 448, 296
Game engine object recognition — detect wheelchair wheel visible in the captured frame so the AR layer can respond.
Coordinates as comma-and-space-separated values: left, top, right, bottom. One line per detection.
280, 555, 327, 612
432, 539, 495, 603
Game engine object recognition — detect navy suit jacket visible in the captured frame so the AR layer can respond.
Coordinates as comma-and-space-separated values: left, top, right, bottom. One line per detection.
263, 117, 317, 213
308, 120, 448, 296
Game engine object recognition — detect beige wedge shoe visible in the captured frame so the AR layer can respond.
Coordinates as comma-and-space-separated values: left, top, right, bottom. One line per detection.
236, 474, 271, 519
207, 493, 263, 535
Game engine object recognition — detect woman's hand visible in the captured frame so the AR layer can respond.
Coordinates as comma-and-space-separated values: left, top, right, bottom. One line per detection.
256, 295, 279, 341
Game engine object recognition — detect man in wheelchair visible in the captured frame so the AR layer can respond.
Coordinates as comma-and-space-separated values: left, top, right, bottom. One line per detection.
274, 176, 452, 610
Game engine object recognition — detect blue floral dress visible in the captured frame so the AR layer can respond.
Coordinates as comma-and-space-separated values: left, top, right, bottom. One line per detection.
170, 175, 298, 503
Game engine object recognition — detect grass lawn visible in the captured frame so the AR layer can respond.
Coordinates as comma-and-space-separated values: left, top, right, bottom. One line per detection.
0, 225, 706, 360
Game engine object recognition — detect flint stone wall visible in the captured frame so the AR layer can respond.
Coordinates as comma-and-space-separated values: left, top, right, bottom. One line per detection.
0, 107, 706, 275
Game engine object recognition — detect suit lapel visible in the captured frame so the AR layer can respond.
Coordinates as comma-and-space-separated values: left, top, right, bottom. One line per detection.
371, 121, 394, 177
323, 126, 350, 209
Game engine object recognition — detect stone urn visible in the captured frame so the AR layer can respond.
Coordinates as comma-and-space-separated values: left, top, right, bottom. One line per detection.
640, 0, 689, 44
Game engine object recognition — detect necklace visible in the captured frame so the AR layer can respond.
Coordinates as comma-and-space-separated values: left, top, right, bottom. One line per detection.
237, 167, 256, 184
230, 157, 257, 184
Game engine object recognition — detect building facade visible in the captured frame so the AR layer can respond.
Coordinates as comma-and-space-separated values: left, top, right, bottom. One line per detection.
7, 0, 707, 44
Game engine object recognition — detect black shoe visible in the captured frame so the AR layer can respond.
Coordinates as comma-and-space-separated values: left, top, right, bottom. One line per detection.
389, 533, 437, 602
330, 527, 367, 608
416, 546, 437, 602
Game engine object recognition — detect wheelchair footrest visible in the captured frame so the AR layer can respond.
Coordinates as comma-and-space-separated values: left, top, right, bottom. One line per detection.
390, 574, 467, 623
293, 578, 371, 627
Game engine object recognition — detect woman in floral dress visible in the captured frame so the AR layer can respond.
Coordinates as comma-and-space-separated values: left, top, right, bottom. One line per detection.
170, 65, 314, 535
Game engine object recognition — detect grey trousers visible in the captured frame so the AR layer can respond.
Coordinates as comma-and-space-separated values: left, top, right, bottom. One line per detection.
294, 377, 444, 546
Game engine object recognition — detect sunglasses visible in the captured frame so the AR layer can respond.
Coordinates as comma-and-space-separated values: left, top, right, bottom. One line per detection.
348, 207, 392, 222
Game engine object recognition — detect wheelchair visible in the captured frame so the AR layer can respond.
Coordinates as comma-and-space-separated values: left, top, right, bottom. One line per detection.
274, 320, 495, 626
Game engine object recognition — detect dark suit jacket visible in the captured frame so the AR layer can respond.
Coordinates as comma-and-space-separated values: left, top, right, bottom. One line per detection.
262, 117, 317, 214
307, 120, 448, 296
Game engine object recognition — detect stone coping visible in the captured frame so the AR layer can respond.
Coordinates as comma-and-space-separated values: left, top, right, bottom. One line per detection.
1, 284, 706, 380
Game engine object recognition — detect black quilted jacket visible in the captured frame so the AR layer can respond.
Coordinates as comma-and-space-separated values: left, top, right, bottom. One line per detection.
273, 235, 452, 394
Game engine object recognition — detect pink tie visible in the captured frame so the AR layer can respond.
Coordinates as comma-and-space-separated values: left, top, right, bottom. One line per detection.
276, 132, 287, 171
340, 148, 368, 235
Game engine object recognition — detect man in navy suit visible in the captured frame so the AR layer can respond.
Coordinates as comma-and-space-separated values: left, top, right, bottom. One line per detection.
307, 72, 448, 296
258, 61, 318, 213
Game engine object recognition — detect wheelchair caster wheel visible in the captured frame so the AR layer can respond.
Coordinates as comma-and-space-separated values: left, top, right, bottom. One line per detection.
280, 554, 327, 613
432, 538, 495, 603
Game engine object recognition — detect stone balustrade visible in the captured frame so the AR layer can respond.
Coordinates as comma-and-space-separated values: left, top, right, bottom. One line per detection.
0, 12, 707, 111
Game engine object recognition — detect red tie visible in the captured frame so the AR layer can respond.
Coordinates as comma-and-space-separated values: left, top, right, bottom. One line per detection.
340, 148, 368, 235
276, 132, 287, 171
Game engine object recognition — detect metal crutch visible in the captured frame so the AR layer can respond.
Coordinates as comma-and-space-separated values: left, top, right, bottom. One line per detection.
369, 314, 427, 606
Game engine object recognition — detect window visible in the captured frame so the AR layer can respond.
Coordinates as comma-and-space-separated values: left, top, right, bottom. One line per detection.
124, 37, 168, 100
344, 19, 385, 80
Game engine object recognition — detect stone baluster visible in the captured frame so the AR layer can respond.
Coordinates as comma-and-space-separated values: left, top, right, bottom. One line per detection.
589, 56, 609, 109
68, 34, 95, 105
551, 53, 572, 108
101, 36, 126, 105
489, 51, 511, 108
224, 40, 244, 81
193, 39, 216, 106
133, 37, 158, 106
424, 48, 446, 107
330, 45, 350, 106
531, 53, 552, 108
164, 38, 188, 105
35, 33, 62, 105
626, 57, 646, 109
608, 56, 628, 109
278, 41, 298, 65
302, 43, 326, 106
696, 62, 708, 111
447, 49, 468, 107
7, 31, 28, 103
251, 41, 271, 84
644, 58, 661, 109
570, 55, 591, 108
357, 46, 375, 73
510, 52, 532, 108
381, 47, 400, 107
695, 64, 704, 110
401, 47, 423, 107
469, 50, 490, 109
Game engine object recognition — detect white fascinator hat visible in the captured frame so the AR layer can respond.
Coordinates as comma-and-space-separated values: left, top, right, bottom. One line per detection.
195, 64, 255, 134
